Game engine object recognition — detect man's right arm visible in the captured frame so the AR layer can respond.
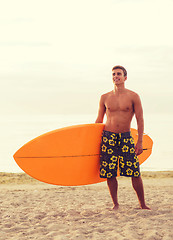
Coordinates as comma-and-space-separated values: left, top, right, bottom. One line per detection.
95, 95, 106, 123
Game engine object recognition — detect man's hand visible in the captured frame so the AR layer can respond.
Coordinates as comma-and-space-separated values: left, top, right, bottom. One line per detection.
135, 141, 143, 156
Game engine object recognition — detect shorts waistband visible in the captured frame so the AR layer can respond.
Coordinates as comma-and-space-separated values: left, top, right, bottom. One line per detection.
103, 130, 131, 138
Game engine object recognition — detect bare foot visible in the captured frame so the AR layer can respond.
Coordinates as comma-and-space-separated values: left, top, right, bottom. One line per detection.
112, 204, 119, 210
140, 205, 151, 210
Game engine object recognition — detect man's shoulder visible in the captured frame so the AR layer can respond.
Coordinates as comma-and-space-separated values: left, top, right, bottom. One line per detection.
126, 89, 140, 98
101, 91, 112, 99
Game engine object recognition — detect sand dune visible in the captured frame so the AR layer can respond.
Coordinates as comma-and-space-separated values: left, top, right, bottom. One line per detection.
0, 172, 173, 240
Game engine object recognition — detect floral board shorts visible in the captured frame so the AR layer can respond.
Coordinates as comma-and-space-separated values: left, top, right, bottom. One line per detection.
100, 130, 140, 178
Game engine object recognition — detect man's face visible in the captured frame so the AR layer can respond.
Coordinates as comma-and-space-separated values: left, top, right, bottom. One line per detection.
112, 69, 127, 86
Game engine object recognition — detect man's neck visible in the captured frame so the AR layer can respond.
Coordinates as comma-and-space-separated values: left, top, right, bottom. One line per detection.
113, 84, 126, 94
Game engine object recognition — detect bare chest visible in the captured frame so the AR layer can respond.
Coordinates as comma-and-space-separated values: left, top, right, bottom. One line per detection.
105, 95, 133, 112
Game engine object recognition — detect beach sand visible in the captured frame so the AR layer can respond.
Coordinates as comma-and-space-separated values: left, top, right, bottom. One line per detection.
0, 172, 173, 240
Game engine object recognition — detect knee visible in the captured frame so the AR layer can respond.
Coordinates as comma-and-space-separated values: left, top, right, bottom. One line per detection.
131, 176, 142, 187
107, 177, 117, 185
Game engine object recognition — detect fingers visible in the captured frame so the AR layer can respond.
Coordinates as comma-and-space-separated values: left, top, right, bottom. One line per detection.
135, 146, 143, 156
137, 149, 143, 156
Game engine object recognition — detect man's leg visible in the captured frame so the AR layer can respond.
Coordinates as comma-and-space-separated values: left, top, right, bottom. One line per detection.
131, 176, 150, 209
107, 177, 119, 210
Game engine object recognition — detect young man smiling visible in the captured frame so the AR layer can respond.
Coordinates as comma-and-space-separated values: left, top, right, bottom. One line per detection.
95, 65, 150, 210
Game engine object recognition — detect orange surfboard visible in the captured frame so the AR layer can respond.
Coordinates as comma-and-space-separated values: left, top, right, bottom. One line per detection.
13, 124, 153, 186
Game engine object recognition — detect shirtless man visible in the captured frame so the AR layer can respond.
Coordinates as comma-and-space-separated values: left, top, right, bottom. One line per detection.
95, 65, 150, 210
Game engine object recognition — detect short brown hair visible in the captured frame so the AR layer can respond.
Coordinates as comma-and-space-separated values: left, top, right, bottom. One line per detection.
112, 65, 127, 77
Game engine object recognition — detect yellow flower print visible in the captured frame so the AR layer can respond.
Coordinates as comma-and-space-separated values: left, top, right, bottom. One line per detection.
102, 145, 107, 152
111, 134, 115, 139
130, 148, 135, 154
126, 168, 133, 176
130, 138, 134, 144
102, 161, 108, 167
109, 140, 115, 146
107, 149, 114, 154
126, 161, 132, 167
134, 171, 139, 177
107, 173, 112, 178
124, 138, 129, 143
111, 156, 118, 162
122, 145, 129, 152
120, 162, 125, 168
109, 163, 116, 169
119, 156, 124, 162
134, 156, 138, 161
103, 137, 108, 143
133, 162, 139, 168
100, 169, 106, 176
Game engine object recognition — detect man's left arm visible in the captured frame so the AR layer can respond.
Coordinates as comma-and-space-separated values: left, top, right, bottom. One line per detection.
133, 93, 144, 156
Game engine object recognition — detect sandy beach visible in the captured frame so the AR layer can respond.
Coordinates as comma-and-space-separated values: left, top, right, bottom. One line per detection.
0, 172, 173, 240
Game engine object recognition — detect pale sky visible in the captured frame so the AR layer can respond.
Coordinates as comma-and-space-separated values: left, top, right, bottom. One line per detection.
0, 0, 173, 172
0, 0, 173, 116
